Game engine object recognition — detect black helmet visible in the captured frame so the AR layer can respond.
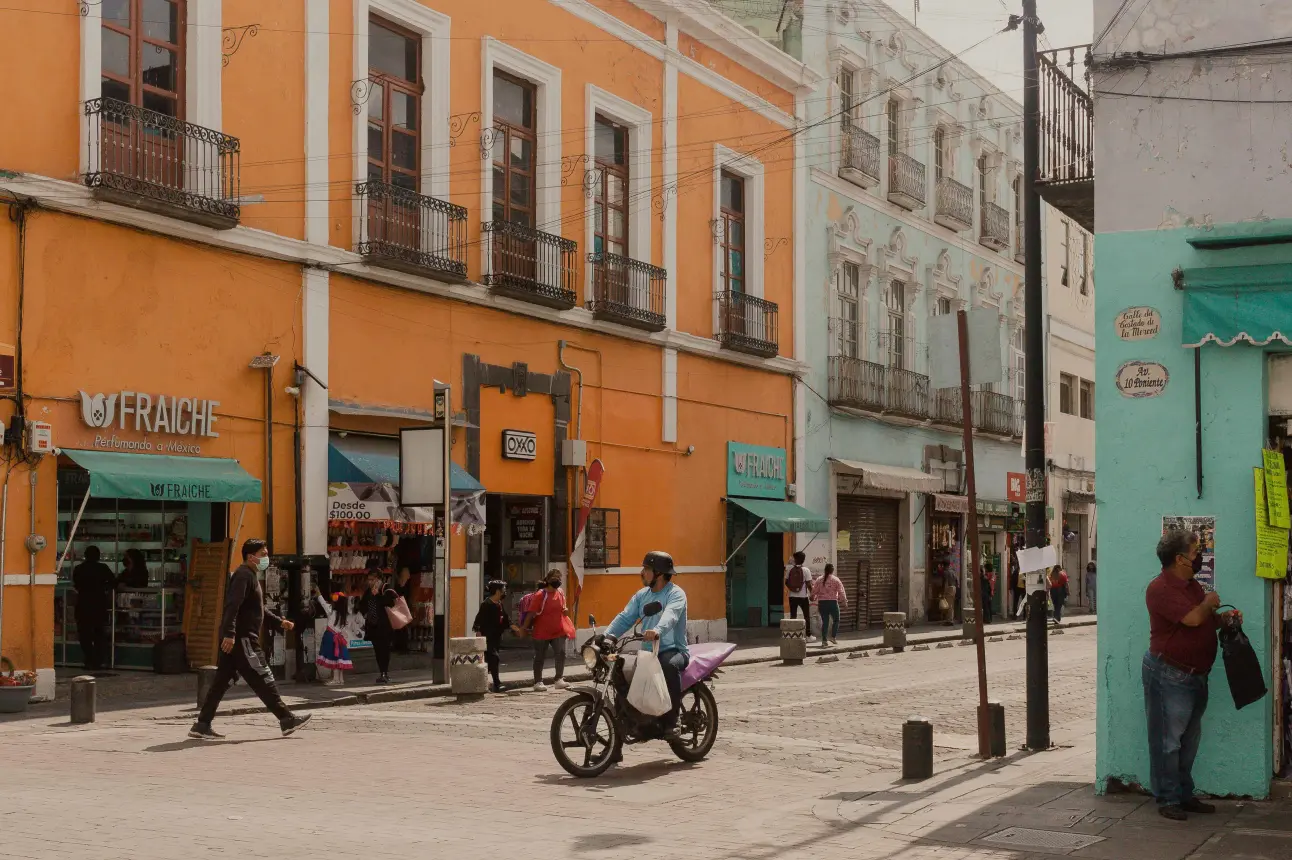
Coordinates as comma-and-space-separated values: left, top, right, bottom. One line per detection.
642, 551, 675, 578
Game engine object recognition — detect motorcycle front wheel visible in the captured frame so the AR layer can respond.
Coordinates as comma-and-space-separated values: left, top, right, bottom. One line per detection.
550, 693, 620, 778
669, 682, 718, 762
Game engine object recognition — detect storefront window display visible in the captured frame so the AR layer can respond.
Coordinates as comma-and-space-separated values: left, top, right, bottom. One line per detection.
928, 514, 962, 623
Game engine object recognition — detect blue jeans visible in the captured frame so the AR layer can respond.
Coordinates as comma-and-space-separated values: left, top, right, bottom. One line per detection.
1143, 653, 1209, 807
818, 600, 841, 641
656, 647, 690, 729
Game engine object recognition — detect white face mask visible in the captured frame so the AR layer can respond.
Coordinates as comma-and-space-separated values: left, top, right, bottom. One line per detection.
256, 555, 270, 572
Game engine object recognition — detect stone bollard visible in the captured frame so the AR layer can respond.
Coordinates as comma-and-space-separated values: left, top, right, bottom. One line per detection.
984, 701, 1006, 758
70, 676, 96, 724
962, 606, 978, 641
779, 618, 807, 665
883, 612, 907, 652
449, 636, 489, 699
902, 717, 934, 780
196, 665, 219, 710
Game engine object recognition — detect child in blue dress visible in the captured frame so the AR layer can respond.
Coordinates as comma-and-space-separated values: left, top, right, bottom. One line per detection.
315, 590, 358, 685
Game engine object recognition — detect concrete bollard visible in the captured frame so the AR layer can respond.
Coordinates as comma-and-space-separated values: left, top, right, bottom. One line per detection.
883, 612, 907, 652
779, 618, 807, 665
70, 676, 96, 724
902, 717, 934, 780
962, 606, 977, 641
449, 636, 489, 698
196, 665, 219, 710
983, 701, 1006, 757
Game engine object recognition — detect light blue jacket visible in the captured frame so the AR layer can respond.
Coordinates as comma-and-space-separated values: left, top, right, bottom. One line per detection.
607, 582, 689, 656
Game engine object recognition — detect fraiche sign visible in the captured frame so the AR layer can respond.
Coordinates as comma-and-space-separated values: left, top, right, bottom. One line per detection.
79, 390, 221, 438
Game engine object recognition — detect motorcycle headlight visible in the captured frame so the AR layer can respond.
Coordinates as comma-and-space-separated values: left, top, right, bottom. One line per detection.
581, 642, 599, 670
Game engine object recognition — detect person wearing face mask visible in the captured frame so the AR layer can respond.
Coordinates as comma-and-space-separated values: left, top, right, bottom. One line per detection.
1143, 529, 1242, 821
524, 570, 570, 692
189, 539, 311, 740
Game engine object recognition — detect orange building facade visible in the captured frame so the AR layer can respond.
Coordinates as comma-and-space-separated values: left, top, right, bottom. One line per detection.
0, 0, 818, 699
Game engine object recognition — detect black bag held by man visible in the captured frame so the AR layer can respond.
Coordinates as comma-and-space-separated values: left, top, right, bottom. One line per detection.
1217, 607, 1266, 710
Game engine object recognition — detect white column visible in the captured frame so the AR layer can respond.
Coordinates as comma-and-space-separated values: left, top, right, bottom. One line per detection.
662, 348, 678, 443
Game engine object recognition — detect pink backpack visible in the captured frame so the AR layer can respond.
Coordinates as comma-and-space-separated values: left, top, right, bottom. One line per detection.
518, 588, 547, 626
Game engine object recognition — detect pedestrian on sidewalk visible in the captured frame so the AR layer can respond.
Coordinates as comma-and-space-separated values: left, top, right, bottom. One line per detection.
358, 571, 399, 685
1144, 529, 1242, 821
473, 580, 522, 693
785, 552, 816, 640
525, 570, 570, 692
1086, 560, 1097, 613
1049, 565, 1069, 623
189, 539, 311, 740
313, 588, 357, 686
72, 545, 118, 671
981, 561, 996, 625
939, 560, 959, 627
812, 563, 846, 646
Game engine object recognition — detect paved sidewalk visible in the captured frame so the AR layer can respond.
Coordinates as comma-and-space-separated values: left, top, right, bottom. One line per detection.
5, 615, 1095, 724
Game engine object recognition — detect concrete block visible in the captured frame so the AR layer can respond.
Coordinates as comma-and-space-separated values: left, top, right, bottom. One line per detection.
937, 642, 956, 649
817, 654, 840, 664
876, 648, 893, 656
848, 650, 870, 658
902, 717, 934, 780
449, 636, 489, 696
70, 676, 95, 724
912, 644, 930, 652
883, 612, 907, 651
779, 618, 807, 664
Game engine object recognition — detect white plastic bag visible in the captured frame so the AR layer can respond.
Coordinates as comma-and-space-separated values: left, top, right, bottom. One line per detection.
626, 647, 671, 717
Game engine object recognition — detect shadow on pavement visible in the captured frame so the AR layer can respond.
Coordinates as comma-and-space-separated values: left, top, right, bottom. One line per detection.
144, 737, 285, 753
569, 833, 653, 852
534, 758, 698, 789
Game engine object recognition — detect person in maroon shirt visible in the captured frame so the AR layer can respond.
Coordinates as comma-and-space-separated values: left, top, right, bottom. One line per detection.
1143, 529, 1242, 821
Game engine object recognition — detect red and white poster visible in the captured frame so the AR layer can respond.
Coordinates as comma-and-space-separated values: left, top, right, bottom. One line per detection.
570, 459, 606, 589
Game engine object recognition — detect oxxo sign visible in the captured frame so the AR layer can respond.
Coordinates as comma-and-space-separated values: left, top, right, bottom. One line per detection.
502, 429, 538, 461
727, 441, 787, 500
79, 389, 219, 455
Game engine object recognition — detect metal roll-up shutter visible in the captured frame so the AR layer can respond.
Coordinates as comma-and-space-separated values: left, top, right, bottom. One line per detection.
836, 495, 901, 628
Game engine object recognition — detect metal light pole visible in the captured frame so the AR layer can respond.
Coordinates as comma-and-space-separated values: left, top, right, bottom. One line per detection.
1022, 0, 1050, 751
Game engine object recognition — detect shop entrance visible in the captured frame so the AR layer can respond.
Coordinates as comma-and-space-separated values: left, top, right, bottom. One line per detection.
725, 504, 769, 628
484, 494, 550, 616
1063, 512, 1090, 606
838, 495, 901, 628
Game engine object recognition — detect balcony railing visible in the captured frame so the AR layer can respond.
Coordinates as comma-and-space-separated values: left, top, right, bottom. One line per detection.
887, 152, 926, 211
715, 290, 778, 357
586, 252, 667, 332
828, 357, 930, 419
980, 201, 1011, 251
1038, 46, 1094, 232
934, 176, 973, 231
356, 181, 467, 280
934, 388, 962, 426
84, 97, 240, 229
1013, 398, 1025, 438
840, 128, 881, 187
482, 220, 578, 309
972, 390, 1017, 436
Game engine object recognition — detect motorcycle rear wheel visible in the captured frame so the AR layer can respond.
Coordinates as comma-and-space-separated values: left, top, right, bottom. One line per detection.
669, 682, 718, 762
550, 693, 620, 778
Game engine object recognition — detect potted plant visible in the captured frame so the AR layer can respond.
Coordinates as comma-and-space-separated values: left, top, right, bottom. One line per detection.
0, 657, 37, 713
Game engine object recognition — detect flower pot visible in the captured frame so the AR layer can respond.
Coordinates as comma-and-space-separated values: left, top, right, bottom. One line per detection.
0, 684, 34, 713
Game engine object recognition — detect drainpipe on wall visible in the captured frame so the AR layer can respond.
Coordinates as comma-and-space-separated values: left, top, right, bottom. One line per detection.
0, 467, 9, 666
27, 468, 36, 685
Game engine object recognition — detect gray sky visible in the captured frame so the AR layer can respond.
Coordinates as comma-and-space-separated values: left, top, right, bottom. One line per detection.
883, 0, 1094, 101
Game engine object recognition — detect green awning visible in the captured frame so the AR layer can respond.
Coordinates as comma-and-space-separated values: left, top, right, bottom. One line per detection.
1180, 262, 1292, 347
727, 497, 828, 533
328, 436, 484, 494
62, 449, 262, 502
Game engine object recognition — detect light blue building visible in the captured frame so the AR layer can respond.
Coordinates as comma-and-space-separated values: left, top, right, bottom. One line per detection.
723, 1, 1030, 627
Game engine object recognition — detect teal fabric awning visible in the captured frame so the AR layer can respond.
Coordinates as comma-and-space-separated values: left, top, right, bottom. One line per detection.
727, 497, 828, 533
328, 435, 484, 494
1181, 262, 1292, 347
63, 449, 262, 502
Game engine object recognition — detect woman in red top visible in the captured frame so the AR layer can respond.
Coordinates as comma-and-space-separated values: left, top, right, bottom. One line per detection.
526, 570, 569, 691
1049, 566, 1070, 623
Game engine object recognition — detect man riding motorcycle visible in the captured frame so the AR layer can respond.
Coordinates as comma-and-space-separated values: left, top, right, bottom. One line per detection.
606, 550, 689, 736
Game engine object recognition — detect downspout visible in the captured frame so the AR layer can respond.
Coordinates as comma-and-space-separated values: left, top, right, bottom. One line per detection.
0, 467, 10, 665
558, 341, 586, 621
264, 362, 274, 552
28, 468, 36, 681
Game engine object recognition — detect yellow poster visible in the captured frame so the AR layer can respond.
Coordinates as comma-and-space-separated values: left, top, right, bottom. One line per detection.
1262, 449, 1290, 528
836, 530, 851, 552
1254, 468, 1289, 579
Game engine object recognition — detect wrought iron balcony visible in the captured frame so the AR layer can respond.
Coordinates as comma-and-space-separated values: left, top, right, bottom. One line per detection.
715, 290, 778, 358
1038, 46, 1094, 232
482, 220, 578, 310
586, 252, 667, 332
1013, 398, 1025, 438
828, 357, 930, 419
356, 181, 467, 281
934, 176, 973, 231
83, 97, 240, 229
887, 152, 926, 211
933, 388, 962, 426
972, 389, 1017, 436
840, 128, 881, 188
980, 201, 1011, 251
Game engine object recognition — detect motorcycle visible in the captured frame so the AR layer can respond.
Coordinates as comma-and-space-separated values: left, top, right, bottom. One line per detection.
549, 601, 736, 778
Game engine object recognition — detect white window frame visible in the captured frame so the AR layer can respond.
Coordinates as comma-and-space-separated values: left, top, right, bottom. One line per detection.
481, 37, 562, 276
1010, 323, 1026, 403
80, 0, 223, 175
833, 255, 867, 361
583, 85, 653, 298
351, 0, 452, 249
1060, 220, 1072, 287
711, 144, 766, 328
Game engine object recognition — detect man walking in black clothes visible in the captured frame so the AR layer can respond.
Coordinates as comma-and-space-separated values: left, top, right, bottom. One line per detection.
72, 545, 117, 670
189, 539, 311, 739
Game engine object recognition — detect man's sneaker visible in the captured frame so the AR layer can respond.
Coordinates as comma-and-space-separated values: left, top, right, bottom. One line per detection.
532, 681, 548, 692
188, 722, 224, 740
374, 674, 391, 685
489, 683, 507, 695
1182, 798, 1216, 814
280, 713, 313, 737
553, 679, 570, 690
1158, 805, 1188, 822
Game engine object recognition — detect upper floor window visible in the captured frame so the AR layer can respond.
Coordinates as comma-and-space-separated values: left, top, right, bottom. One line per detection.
1077, 233, 1090, 295
720, 172, 745, 294
934, 127, 947, 181
836, 262, 861, 359
102, 0, 185, 117
492, 71, 537, 227
886, 98, 900, 157
838, 67, 855, 133
593, 116, 628, 257
884, 279, 905, 370
1060, 220, 1071, 287
1079, 379, 1095, 420
1013, 176, 1022, 224
1011, 326, 1026, 402
367, 17, 422, 190
978, 154, 993, 207
935, 296, 952, 316
1059, 373, 1074, 415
